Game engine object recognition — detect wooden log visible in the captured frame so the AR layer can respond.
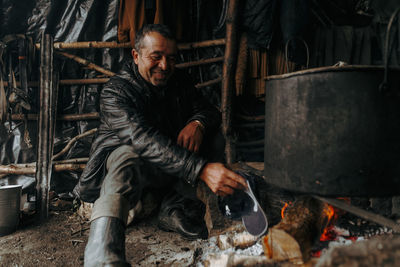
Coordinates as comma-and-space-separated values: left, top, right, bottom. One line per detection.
36, 41, 132, 50
236, 114, 265, 122
57, 51, 116, 77
316, 235, 400, 266
196, 180, 234, 236
222, 0, 240, 163
263, 196, 333, 264
58, 78, 109, 85
0, 163, 86, 174
177, 39, 226, 50
5, 77, 220, 89
195, 77, 222, 88
11, 112, 100, 121
0, 158, 89, 175
235, 33, 248, 95
203, 254, 278, 267
4, 76, 220, 88
217, 230, 258, 250
34, 39, 225, 50
52, 128, 98, 160
36, 33, 58, 221
175, 56, 223, 69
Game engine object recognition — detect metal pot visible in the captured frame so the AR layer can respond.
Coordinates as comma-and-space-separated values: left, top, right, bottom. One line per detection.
0, 185, 22, 236
264, 65, 400, 196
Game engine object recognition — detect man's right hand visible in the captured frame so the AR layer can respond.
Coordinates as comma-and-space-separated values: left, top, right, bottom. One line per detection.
199, 163, 248, 197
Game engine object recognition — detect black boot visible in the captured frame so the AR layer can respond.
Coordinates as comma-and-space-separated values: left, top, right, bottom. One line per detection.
158, 208, 208, 240
84, 217, 130, 267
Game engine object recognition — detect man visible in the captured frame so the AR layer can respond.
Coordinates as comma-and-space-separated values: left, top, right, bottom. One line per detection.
75, 24, 247, 266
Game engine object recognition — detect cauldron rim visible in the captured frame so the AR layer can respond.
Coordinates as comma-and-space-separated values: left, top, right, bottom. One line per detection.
266, 65, 400, 81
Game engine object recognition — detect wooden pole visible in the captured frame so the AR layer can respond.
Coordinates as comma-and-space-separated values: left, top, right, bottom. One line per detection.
34, 39, 226, 50
5, 75, 220, 88
12, 112, 100, 121
52, 128, 98, 160
36, 34, 58, 221
175, 56, 223, 69
57, 51, 116, 77
0, 163, 87, 174
195, 77, 222, 88
222, 0, 240, 163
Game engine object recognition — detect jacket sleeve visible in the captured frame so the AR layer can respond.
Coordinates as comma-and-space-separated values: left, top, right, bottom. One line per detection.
100, 80, 207, 186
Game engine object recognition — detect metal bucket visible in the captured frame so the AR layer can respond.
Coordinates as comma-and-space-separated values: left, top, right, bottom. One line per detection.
264, 65, 400, 196
0, 185, 22, 236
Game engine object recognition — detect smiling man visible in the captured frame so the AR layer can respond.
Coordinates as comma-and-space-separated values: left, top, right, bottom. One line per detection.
75, 24, 247, 266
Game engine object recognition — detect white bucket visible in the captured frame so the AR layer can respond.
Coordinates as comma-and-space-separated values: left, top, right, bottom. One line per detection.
0, 185, 22, 236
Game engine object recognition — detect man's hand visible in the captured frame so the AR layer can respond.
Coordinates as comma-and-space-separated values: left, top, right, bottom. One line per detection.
199, 163, 248, 197
177, 120, 204, 152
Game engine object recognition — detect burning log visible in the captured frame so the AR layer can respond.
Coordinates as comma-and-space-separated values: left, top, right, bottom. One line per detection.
263, 196, 334, 264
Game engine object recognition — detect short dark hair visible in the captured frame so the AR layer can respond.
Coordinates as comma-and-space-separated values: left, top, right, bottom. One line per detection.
134, 24, 175, 53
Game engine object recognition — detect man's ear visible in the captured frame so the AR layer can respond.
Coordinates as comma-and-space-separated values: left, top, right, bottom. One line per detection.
132, 49, 139, 64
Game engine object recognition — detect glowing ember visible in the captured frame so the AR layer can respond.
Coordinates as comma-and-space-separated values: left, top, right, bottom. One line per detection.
320, 205, 336, 241
280, 202, 291, 219
324, 205, 335, 222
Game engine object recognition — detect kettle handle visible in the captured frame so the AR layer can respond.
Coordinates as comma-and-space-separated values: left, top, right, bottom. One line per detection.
284, 37, 310, 73
380, 7, 400, 93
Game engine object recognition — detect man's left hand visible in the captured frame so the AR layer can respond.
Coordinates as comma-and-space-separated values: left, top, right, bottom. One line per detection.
177, 121, 204, 152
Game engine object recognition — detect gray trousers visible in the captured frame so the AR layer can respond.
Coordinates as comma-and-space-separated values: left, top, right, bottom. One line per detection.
90, 145, 198, 225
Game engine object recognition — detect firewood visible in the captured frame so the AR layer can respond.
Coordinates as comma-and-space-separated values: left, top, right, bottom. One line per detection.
217, 230, 258, 250
263, 196, 332, 264
203, 253, 277, 267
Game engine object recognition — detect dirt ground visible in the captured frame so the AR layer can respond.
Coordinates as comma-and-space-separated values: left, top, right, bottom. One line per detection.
0, 209, 214, 267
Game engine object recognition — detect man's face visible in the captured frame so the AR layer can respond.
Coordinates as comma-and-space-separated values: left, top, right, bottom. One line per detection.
132, 32, 177, 87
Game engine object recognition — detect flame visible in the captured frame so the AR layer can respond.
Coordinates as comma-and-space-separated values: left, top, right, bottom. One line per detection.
281, 202, 289, 219
320, 205, 336, 241
324, 204, 335, 221
263, 235, 273, 258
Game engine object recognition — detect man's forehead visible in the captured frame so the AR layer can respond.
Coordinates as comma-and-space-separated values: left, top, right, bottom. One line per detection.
141, 32, 177, 53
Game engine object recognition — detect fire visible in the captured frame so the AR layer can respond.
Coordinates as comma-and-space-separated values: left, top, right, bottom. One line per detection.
281, 202, 289, 219
324, 204, 335, 221
320, 205, 336, 241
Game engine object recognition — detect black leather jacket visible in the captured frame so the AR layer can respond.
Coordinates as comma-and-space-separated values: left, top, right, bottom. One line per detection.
74, 61, 221, 202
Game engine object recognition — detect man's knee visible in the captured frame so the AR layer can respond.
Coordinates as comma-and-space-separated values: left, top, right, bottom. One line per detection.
106, 145, 140, 170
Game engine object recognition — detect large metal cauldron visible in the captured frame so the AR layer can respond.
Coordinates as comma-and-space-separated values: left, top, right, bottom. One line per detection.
264, 65, 400, 197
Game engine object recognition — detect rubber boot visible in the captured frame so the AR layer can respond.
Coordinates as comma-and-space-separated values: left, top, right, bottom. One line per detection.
84, 216, 130, 267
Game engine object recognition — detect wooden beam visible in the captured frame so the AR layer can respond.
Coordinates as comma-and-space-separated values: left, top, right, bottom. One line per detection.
222, 0, 240, 163
35, 34, 58, 221
57, 51, 116, 77
11, 112, 100, 121
34, 39, 226, 50
175, 56, 223, 69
